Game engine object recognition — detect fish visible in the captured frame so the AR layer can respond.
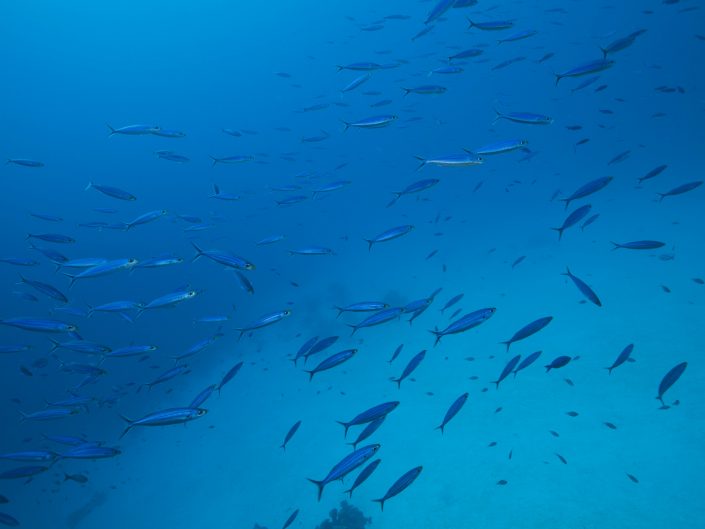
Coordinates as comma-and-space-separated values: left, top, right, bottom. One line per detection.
467, 19, 514, 30
336, 62, 383, 72
337, 401, 400, 437
308, 444, 381, 501
656, 362, 687, 406
280, 420, 301, 451
364, 225, 414, 250
143, 364, 190, 390
27, 233, 75, 244
218, 361, 244, 394
7, 158, 44, 167
342, 114, 397, 130
85, 182, 137, 201
64, 258, 138, 287
560, 177, 612, 209
501, 316, 553, 352
64, 473, 89, 483
209, 154, 254, 166
403, 85, 447, 95
388, 178, 439, 207
448, 48, 483, 61
126, 210, 167, 230
493, 110, 552, 125
471, 139, 528, 155
106, 344, 157, 358
281, 509, 299, 529
561, 267, 602, 306
435, 392, 469, 434
303, 336, 339, 362
0, 318, 76, 333
189, 384, 217, 408
348, 417, 385, 450
341, 73, 372, 92
440, 293, 463, 313
16, 275, 67, 303
608, 150, 630, 165
60, 446, 121, 459
498, 29, 538, 43
107, 123, 160, 136
611, 240, 665, 250
335, 301, 389, 318
373, 466, 423, 511
657, 181, 702, 201
392, 349, 426, 388
414, 153, 483, 170
191, 242, 256, 270
638, 164, 668, 183
552, 204, 592, 240
492, 355, 522, 388
345, 458, 381, 498
600, 30, 646, 58
0, 450, 58, 463
348, 307, 403, 335
555, 59, 614, 85
289, 246, 335, 256
545, 355, 571, 372
387, 344, 404, 364
605, 344, 634, 375
305, 349, 357, 381
234, 310, 291, 338
119, 407, 207, 438
0, 257, 39, 267
425, 0, 454, 24
430, 308, 496, 346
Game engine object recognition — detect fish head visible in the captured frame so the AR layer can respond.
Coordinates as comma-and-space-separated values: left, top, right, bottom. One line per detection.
245, 263, 256, 271
195, 408, 208, 417
186, 290, 198, 298
126, 258, 138, 267
283, 309, 292, 317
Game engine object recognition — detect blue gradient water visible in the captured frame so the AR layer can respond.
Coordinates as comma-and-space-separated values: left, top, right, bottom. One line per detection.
1, 1, 703, 528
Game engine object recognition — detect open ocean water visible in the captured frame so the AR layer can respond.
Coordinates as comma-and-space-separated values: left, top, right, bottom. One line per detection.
1, 0, 704, 528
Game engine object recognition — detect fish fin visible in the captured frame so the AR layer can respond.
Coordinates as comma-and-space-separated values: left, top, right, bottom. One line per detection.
413, 156, 426, 171
373, 498, 385, 511
340, 119, 350, 132
466, 17, 474, 29
307, 478, 325, 502
48, 338, 60, 353
305, 371, 314, 382
599, 46, 608, 60
364, 239, 373, 251
335, 420, 350, 437
392, 378, 401, 389
604, 367, 613, 375
491, 108, 503, 125
209, 156, 220, 167
190, 241, 204, 262
402, 88, 410, 96
492, 380, 500, 389
656, 193, 666, 202
561, 267, 571, 277
550, 227, 563, 240
106, 124, 116, 136
428, 329, 442, 347
435, 424, 444, 434
500, 341, 511, 352
610, 241, 621, 250
554, 73, 562, 86
84, 181, 94, 191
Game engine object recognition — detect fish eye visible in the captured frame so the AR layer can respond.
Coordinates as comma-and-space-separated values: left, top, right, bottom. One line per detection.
188, 291, 197, 297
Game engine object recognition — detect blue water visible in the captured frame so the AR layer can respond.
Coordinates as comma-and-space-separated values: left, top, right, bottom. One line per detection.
1, 0, 704, 527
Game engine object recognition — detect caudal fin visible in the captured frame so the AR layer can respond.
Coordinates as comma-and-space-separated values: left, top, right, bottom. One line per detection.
500, 341, 511, 353
106, 124, 116, 136
551, 227, 564, 241
372, 498, 386, 511
118, 413, 134, 439
190, 241, 205, 262
307, 478, 326, 502
429, 329, 442, 347
336, 420, 351, 437
414, 156, 426, 171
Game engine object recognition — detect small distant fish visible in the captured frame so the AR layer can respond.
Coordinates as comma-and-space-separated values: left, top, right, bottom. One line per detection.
7, 158, 44, 167
561, 267, 602, 306
611, 240, 665, 250
605, 344, 634, 374
555, 59, 614, 85
435, 392, 468, 434
545, 355, 571, 372
657, 181, 702, 201
280, 420, 302, 451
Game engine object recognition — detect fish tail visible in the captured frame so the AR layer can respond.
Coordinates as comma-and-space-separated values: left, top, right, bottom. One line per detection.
491, 108, 503, 125
336, 420, 350, 437
340, 119, 350, 132
48, 338, 60, 353
209, 156, 220, 167
305, 371, 314, 382
657, 193, 665, 202
610, 241, 621, 250
364, 239, 373, 251
402, 88, 410, 96
106, 123, 116, 136
392, 378, 401, 389
18, 410, 27, 422
466, 17, 474, 29
84, 181, 93, 191
345, 487, 354, 498
599, 47, 608, 60
604, 367, 613, 375
307, 478, 325, 501
346, 324, 357, 336
190, 241, 204, 262
373, 498, 385, 511
544, 365, 552, 373
434, 424, 444, 435
386, 194, 401, 208
554, 73, 562, 86
429, 329, 442, 347
550, 227, 563, 240
493, 380, 501, 389
414, 156, 426, 171
500, 341, 511, 353
561, 266, 571, 277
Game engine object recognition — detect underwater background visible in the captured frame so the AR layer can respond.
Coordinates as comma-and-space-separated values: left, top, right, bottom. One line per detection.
1, 0, 704, 528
